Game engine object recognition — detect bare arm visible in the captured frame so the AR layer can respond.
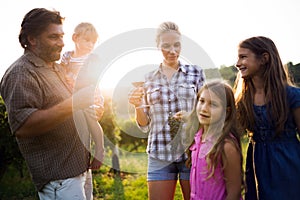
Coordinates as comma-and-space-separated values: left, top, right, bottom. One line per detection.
15, 85, 95, 138
134, 107, 150, 126
223, 141, 242, 200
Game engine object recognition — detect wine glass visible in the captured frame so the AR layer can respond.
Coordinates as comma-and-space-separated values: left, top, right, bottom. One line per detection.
131, 81, 145, 88
131, 81, 150, 108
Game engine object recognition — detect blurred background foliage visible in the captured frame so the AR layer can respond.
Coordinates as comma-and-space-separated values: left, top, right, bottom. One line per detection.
0, 62, 299, 199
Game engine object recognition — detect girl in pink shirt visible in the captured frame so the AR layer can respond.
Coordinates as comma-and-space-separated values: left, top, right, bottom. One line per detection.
186, 81, 244, 200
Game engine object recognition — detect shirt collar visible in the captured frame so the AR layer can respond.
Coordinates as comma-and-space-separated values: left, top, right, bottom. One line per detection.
153, 61, 186, 75
24, 50, 47, 68
24, 50, 60, 71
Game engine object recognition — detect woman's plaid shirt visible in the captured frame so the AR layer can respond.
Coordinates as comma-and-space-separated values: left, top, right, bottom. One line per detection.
141, 63, 205, 162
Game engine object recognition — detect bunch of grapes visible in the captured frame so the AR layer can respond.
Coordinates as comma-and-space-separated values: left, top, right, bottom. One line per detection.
168, 116, 182, 140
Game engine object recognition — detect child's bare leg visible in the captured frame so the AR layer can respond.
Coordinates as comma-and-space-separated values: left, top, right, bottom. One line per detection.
85, 113, 104, 170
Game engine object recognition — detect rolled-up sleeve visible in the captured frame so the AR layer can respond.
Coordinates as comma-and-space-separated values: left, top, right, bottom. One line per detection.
1, 69, 42, 134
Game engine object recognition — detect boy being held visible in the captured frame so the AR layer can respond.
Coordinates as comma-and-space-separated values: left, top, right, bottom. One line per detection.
61, 22, 104, 170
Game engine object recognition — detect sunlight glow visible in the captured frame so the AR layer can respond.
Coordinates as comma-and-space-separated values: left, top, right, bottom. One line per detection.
1, 0, 300, 80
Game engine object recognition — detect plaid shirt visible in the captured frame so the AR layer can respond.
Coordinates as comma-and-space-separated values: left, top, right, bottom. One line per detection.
0, 50, 91, 190
142, 63, 205, 162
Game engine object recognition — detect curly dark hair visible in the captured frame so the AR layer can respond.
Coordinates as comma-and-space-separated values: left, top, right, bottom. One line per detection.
19, 8, 64, 49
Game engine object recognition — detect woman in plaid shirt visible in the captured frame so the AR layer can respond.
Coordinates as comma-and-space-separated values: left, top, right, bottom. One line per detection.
129, 21, 205, 200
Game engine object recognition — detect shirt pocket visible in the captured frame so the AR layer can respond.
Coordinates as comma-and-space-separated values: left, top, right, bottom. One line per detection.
176, 83, 197, 111
146, 87, 161, 105
176, 83, 196, 100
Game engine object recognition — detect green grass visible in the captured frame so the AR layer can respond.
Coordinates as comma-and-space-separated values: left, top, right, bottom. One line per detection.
92, 165, 184, 200
1, 139, 249, 199
0, 165, 38, 200
0, 162, 184, 200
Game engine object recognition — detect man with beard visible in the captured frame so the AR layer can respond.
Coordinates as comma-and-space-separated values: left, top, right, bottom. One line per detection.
0, 8, 98, 199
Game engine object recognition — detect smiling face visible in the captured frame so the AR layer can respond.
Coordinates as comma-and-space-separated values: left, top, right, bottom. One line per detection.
196, 88, 225, 129
236, 47, 264, 79
30, 23, 64, 63
158, 31, 181, 66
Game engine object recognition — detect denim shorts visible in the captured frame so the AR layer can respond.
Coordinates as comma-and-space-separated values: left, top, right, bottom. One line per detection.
147, 156, 190, 181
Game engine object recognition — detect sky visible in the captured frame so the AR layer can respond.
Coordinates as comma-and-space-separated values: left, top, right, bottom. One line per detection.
1, 0, 300, 90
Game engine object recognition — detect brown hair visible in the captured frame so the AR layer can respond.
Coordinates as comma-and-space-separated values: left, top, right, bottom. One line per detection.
186, 81, 243, 182
234, 36, 292, 135
19, 8, 64, 49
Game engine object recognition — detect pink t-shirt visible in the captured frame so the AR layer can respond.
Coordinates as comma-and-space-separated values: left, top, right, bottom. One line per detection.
190, 128, 227, 200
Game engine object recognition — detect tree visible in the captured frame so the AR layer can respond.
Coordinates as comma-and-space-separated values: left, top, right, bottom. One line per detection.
0, 96, 25, 180
118, 119, 147, 152
219, 65, 238, 86
286, 62, 300, 86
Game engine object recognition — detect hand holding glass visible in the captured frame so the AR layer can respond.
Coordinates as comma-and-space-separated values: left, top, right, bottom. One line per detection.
131, 81, 150, 108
